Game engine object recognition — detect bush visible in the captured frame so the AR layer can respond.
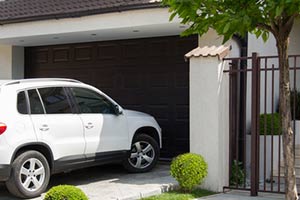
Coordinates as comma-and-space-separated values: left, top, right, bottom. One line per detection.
259, 113, 281, 135
170, 153, 208, 191
230, 160, 245, 186
291, 90, 300, 120
44, 185, 88, 200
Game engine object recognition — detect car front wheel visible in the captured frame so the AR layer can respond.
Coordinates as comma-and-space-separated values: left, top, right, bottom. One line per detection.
123, 134, 159, 173
5, 150, 50, 199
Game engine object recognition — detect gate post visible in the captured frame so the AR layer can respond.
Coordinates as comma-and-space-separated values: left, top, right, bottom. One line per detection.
250, 52, 260, 196
186, 46, 230, 192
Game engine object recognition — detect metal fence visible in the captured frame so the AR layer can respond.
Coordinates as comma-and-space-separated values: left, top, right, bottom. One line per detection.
223, 53, 300, 195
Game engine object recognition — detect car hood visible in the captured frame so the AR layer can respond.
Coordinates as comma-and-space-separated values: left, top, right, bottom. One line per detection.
124, 109, 152, 118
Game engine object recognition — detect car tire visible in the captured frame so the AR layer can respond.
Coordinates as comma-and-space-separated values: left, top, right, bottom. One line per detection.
123, 134, 159, 173
5, 150, 50, 199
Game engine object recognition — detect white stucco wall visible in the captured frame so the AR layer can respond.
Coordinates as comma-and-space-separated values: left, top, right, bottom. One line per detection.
199, 29, 241, 58
190, 55, 229, 192
245, 20, 300, 125
248, 19, 300, 91
0, 45, 24, 79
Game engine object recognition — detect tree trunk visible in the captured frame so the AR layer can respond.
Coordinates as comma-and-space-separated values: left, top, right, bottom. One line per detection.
277, 36, 298, 200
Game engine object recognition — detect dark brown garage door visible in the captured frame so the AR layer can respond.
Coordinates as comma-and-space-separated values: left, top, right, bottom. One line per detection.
25, 35, 198, 158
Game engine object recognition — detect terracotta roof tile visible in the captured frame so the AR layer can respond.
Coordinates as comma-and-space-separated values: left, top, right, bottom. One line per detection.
0, 0, 161, 24
185, 45, 230, 60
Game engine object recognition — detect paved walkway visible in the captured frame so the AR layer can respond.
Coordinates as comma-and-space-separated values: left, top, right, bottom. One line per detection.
197, 190, 284, 200
0, 163, 287, 200
0, 163, 176, 200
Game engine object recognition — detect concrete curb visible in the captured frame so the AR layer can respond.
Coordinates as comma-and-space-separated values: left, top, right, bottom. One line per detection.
119, 183, 179, 200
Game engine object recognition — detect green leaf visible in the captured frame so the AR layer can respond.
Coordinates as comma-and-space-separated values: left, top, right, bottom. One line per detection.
275, 6, 284, 17
223, 23, 230, 33
262, 31, 269, 42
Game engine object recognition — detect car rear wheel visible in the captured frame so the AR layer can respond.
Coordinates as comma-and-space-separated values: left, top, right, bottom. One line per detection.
123, 134, 159, 173
5, 150, 50, 199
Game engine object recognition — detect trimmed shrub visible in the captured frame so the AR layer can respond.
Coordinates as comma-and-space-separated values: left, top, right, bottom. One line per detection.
170, 153, 208, 191
44, 185, 88, 200
259, 113, 281, 135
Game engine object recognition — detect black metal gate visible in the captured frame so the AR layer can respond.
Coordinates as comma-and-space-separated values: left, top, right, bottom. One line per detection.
224, 53, 300, 195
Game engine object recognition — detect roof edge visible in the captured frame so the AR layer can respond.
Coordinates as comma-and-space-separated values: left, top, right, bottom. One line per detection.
0, 2, 162, 25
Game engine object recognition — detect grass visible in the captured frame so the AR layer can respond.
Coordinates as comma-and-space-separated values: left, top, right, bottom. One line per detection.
141, 188, 215, 200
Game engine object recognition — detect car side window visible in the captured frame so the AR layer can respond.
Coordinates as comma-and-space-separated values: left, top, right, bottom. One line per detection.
17, 91, 28, 114
28, 89, 45, 114
70, 87, 115, 114
38, 87, 72, 114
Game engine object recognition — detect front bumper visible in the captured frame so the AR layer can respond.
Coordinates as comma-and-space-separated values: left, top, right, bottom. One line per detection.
0, 165, 11, 181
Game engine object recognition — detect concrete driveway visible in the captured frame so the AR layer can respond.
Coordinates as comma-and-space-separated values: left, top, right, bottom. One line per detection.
0, 163, 176, 200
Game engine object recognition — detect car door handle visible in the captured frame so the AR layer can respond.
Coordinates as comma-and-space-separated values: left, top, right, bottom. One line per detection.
39, 124, 49, 131
85, 123, 94, 129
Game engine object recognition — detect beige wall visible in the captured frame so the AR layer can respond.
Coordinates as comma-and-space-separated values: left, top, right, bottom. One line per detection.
0, 45, 24, 79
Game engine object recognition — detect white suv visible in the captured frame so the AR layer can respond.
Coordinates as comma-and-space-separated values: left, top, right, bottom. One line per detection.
0, 78, 161, 198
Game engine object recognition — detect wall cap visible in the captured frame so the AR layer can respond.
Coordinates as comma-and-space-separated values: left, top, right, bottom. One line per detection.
185, 45, 230, 60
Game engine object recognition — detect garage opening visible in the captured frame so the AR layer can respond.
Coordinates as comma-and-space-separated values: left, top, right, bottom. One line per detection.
25, 35, 198, 158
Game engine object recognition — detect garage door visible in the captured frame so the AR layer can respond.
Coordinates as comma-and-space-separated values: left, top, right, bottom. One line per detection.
25, 35, 198, 158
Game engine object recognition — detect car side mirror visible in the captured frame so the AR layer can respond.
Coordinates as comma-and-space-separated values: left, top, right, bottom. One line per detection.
113, 105, 123, 115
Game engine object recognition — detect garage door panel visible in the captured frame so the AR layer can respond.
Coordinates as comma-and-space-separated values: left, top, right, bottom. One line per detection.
175, 72, 189, 88
175, 138, 189, 155
122, 42, 143, 59
146, 105, 169, 121
147, 40, 169, 57
91, 68, 115, 89
174, 38, 197, 56
97, 44, 120, 61
175, 105, 189, 121
25, 35, 197, 158
74, 45, 94, 61
53, 47, 71, 63
146, 73, 169, 89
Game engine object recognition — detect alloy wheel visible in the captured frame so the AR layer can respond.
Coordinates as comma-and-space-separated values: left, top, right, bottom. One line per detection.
19, 158, 45, 192
128, 141, 155, 169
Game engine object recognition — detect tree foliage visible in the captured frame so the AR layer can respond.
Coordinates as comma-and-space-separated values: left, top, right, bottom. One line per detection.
163, 0, 300, 43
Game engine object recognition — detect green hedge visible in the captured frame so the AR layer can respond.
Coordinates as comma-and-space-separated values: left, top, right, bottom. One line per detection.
259, 113, 281, 135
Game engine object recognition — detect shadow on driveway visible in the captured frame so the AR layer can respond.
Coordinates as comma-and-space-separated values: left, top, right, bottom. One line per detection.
0, 163, 176, 200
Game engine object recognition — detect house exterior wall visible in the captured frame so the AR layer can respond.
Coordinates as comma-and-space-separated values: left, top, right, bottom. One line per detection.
246, 20, 300, 127
248, 19, 300, 91
0, 45, 24, 79
199, 29, 241, 58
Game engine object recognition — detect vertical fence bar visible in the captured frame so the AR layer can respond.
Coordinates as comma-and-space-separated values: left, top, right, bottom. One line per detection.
263, 58, 268, 191
233, 60, 240, 188
271, 64, 275, 191
293, 57, 297, 156
251, 53, 260, 196
256, 58, 261, 193
228, 62, 233, 185
243, 62, 248, 188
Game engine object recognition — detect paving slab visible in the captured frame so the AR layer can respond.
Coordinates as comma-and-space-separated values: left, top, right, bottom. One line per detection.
196, 190, 284, 200
0, 163, 176, 200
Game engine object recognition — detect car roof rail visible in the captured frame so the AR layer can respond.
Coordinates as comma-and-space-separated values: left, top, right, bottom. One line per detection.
3, 78, 82, 86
